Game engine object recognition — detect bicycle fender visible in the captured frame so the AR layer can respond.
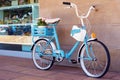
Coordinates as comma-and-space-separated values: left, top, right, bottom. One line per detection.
31, 38, 56, 51
77, 38, 97, 62
78, 38, 97, 52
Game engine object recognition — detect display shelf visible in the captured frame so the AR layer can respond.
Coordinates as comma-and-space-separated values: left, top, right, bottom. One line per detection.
0, 35, 33, 45
0, 2, 39, 50
0, 3, 38, 10
0, 3, 39, 24
0, 23, 33, 26
0, 0, 38, 7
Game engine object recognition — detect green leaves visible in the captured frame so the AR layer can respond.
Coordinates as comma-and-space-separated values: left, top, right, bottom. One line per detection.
37, 19, 47, 26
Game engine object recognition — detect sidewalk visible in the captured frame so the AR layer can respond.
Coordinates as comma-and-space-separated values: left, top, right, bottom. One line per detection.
0, 56, 120, 80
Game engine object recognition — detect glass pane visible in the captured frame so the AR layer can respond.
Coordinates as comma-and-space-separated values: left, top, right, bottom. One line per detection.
0, 25, 31, 36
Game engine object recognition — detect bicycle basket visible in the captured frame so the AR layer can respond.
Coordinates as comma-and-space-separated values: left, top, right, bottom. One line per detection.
33, 27, 54, 36
70, 25, 86, 41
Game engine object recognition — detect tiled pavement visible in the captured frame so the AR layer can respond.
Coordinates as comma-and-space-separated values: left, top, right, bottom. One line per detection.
0, 56, 120, 80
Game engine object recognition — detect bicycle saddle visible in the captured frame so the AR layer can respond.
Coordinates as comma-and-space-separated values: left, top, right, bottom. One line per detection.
45, 18, 60, 24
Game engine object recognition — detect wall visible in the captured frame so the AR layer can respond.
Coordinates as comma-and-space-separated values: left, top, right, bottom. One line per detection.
39, 0, 120, 72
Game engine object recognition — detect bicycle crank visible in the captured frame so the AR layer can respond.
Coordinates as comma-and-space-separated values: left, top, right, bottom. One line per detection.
56, 57, 64, 62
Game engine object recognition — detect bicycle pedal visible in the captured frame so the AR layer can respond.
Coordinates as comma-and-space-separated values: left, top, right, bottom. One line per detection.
71, 59, 77, 64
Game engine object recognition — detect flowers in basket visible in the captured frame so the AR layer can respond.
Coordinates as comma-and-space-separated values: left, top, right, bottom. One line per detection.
37, 17, 48, 28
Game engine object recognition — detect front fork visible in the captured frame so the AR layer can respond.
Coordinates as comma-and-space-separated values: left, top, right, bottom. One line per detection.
83, 37, 96, 61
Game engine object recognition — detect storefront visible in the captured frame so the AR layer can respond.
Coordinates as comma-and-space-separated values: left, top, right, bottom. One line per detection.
0, 0, 39, 51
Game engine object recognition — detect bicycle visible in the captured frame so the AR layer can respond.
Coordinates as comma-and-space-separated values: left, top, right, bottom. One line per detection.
31, 2, 110, 78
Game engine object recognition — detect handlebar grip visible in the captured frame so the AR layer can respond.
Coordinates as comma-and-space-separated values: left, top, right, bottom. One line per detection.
63, 2, 71, 5
93, 5, 96, 8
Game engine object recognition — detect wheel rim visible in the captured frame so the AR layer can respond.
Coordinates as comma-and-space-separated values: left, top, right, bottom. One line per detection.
32, 39, 54, 70
80, 41, 110, 77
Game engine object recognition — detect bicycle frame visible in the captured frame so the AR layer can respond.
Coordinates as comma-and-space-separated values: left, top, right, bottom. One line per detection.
48, 23, 93, 61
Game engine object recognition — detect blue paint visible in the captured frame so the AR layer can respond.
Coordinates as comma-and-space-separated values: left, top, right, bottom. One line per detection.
71, 29, 81, 36
83, 36, 92, 60
22, 45, 32, 52
65, 41, 80, 59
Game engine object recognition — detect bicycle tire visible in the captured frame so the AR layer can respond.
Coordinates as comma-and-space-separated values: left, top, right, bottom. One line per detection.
78, 39, 110, 78
32, 39, 55, 70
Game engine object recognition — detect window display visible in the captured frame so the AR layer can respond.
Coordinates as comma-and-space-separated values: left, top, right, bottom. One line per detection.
4, 7, 32, 24
0, 0, 11, 7
0, 0, 38, 7
0, 1, 39, 45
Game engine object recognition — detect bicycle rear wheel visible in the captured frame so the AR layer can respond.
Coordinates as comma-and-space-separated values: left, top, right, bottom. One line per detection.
78, 39, 110, 78
32, 39, 55, 70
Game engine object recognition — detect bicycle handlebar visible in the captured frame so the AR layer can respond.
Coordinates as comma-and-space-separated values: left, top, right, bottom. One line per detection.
63, 2, 97, 26
63, 2, 71, 5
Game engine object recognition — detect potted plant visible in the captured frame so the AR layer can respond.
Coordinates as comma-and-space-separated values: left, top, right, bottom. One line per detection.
37, 17, 47, 28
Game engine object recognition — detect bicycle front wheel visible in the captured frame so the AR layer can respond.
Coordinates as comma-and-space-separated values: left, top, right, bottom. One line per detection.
78, 39, 110, 78
32, 39, 55, 70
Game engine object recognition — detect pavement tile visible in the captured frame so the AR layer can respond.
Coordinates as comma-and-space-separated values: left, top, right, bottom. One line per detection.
0, 56, 120, 80
45, 71, 87, 80
12, 75, 51, 80
111, 72, 120, 80
0, 70, 24, 80
0, 65, 29, 72
52, 65, 84, 74
83, 77, 110, 80
103, 72, 119, 79
20, 68, 57, 77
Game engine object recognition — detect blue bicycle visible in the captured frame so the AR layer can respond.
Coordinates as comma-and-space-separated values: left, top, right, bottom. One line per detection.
31, 2, 110, 78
